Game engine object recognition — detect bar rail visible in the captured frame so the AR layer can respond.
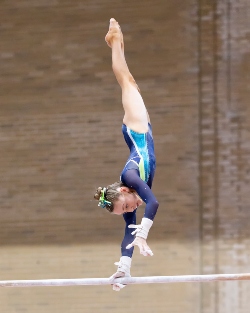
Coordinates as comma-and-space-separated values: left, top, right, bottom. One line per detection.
1, 273, 250, 288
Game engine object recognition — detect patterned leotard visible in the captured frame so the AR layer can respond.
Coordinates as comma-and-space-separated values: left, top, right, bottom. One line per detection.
120, 123, 159, 258
121, 123, 156, 188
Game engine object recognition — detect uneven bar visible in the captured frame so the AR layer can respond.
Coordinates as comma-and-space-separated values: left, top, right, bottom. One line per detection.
1, 273, 250, 288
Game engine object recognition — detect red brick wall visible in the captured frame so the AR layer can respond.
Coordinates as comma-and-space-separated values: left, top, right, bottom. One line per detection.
0, 0, 250, 312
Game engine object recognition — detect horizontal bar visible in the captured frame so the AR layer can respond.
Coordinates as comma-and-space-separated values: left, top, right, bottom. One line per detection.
1, 273, 250, 288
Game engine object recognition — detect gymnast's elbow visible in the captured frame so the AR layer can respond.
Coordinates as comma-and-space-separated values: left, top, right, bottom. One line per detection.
152, 199, 159, 213
145, 199, 159, 220
155, 199, 159, 210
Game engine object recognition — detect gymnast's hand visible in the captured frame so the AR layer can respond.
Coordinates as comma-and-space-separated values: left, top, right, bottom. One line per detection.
126, 237, 153, 256
110, 271, 127, 291
109, 256, 131, 291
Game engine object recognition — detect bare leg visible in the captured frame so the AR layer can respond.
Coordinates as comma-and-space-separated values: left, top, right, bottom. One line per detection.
105, 18, 150, 133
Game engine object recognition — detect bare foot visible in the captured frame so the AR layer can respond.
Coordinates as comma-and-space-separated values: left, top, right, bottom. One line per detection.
105, 18, 124, 52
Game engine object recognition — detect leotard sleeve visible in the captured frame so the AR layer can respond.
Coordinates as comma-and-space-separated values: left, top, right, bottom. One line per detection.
122, 169, 159, 220
121, 169, 159, 257
121, 210, 136, 257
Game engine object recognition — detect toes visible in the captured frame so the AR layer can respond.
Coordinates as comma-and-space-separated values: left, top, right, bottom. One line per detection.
109, 18, 117, 29
105, 18, 123, 48
109, 18, 120, 30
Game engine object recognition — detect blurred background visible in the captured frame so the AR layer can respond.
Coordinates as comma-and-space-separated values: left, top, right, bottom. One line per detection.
0, 0, 250, 312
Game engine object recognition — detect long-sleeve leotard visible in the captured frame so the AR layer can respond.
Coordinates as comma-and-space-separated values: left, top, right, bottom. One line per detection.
120, 123, 159, 258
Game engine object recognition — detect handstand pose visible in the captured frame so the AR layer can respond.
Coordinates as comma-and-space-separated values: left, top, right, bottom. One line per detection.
94, 18, 159, 291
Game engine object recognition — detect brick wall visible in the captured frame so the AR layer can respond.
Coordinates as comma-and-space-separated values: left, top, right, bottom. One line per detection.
0, 0, 250, 312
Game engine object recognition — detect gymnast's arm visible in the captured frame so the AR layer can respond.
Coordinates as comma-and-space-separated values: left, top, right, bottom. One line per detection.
121, 210, 137, 257
121, 169, 159, 256
121, 169, 159, 220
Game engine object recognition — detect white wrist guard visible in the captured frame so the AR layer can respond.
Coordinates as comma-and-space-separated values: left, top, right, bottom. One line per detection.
129, 217, 153, 239
114, 256, 131, 276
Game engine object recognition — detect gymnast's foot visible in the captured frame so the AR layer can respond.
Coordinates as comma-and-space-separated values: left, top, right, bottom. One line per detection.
105, 18, 124, 52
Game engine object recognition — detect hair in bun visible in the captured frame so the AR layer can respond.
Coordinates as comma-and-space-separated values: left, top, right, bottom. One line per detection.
94, 187, 103, 200
93, 181, 124, 212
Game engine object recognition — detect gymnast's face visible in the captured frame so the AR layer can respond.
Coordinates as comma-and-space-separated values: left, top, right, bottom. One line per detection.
113, 187, 143, 215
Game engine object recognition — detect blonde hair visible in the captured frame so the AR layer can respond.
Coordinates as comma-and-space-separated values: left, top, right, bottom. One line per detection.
94, 181, 124, 212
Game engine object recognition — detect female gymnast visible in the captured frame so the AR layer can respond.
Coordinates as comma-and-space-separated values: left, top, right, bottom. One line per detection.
94, 18, 159, 291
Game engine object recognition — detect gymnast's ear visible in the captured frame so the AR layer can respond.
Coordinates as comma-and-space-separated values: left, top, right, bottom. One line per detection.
119, 186, 130, 193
